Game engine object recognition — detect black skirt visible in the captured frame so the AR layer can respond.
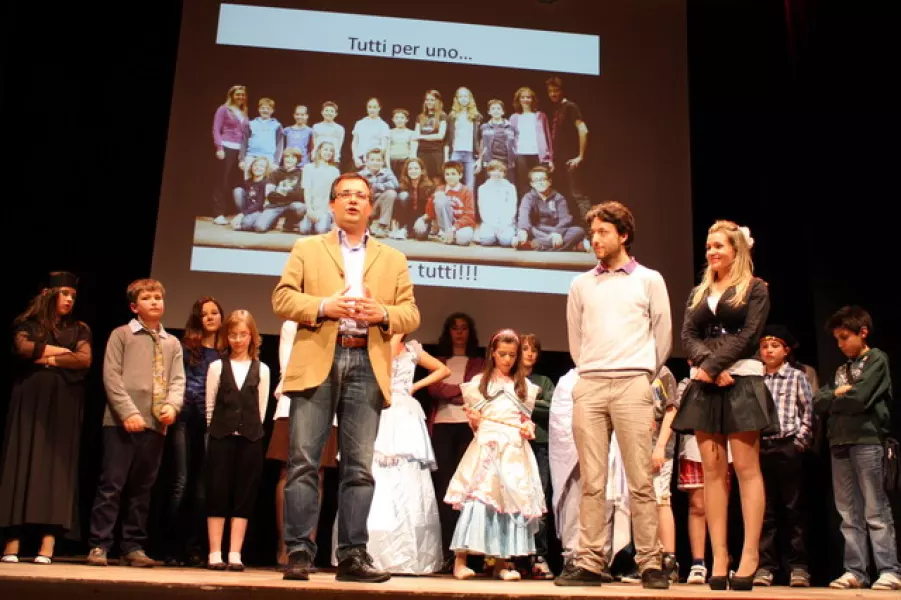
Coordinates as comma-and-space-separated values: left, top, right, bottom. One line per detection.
672, 375, 779, 436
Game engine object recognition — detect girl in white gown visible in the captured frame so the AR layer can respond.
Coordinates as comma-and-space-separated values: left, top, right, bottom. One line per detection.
333, 334, 449, 574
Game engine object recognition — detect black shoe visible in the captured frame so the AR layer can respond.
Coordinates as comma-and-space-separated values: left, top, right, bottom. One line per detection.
437, 554, 454, 575
336, 550, 390, 583
600, 568, 615, 583
709, 575, 729, 590
283, 550, 312, 581
554, 561, 604, 587
641, 568, 671, 589
730, 573, 754, 591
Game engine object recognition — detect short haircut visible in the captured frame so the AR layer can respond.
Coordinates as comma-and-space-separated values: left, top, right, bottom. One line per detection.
487, 98, 504, 111
528, 165, 551, 181
127, 278, 165, 304
486, 159, 507, 174
322, 101, 338, 112
282, 147, 303, 160
392, 108, 409, 119
443, 161, 464, 175
329, 172, 373, 203
258, 97, 275, 108
545, 75, 564, 89
294, 104, 308, 112
585, 201, 636, 251
366, 148, 385, 160
825, 305, 873, 335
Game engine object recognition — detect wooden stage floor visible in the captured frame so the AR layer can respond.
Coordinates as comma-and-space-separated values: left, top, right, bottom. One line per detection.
0, 562, 888, 600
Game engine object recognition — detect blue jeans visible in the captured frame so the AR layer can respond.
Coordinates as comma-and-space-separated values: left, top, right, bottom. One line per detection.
450, 150, 476, 191
284, 346, 383, 561
831, 444, 901, 583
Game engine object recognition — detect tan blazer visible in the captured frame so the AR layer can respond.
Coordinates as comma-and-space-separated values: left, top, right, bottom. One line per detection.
272, 229, 420, 406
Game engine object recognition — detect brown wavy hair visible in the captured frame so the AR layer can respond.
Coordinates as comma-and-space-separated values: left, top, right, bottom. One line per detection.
479, 329, 527, 401
182, 296, 225, 366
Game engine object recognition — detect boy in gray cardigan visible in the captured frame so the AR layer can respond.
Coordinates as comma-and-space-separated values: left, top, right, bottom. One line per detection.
87, 279, 185, 567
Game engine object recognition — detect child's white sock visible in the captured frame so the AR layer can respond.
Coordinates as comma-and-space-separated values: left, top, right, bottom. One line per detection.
228, 551, 242, 565
209, 551, 222, 565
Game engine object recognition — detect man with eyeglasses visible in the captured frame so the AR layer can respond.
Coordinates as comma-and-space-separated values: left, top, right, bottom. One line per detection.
513, 165, 585, 251
273, 172, 420, 583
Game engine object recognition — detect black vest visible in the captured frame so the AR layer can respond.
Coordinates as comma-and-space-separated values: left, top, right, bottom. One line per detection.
208, 359, 264, 441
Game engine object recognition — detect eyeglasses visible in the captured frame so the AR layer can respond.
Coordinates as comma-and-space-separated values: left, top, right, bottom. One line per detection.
228, 332, 250, 341
335, 190, 370, 201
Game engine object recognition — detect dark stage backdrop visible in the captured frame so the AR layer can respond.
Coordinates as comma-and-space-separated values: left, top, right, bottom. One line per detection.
2, 0, 899, 583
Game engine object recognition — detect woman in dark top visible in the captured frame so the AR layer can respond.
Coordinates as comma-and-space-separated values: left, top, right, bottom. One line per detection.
0, 272, 91, 564
161, 296, 224, 566
428, 312, 484, 572
672, 221, 777, 590
414, 89, 448, 187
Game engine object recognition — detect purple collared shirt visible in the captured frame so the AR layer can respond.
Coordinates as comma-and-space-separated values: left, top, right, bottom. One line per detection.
595, 257, 639, 276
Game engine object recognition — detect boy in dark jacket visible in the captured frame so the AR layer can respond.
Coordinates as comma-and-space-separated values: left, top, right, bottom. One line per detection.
815, 306, 900, 591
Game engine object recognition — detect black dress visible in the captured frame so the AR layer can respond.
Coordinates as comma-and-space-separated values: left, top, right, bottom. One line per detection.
0, 319, 91, 536
671, 278, 778, 435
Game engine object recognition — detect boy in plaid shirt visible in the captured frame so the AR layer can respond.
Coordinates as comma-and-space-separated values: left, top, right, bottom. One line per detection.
755, 324, 813, 588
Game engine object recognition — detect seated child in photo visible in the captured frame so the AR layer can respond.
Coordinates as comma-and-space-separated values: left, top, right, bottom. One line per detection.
357, 148, 398, 238
283, 105, 314, 167
477, 160, 517, 247
231, 156, 274, 231
250, 147, 306, 233
415, 161, 475, 246
300, 141, 340, 235
514, 166, 585, 251
396, 158, 433, 241
239, 97, 283, 177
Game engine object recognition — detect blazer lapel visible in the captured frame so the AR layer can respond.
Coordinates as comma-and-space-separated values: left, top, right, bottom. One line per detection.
322, 229, 345, 276
363, 237, 382, 276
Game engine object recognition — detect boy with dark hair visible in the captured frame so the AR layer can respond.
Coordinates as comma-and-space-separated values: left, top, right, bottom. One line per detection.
815, 306, 900, 591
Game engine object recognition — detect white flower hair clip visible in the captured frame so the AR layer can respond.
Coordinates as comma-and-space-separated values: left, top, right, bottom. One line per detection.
739, 226, 755, 249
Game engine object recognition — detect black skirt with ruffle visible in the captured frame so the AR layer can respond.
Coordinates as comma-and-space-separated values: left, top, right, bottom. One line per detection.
671, 375, 779, 436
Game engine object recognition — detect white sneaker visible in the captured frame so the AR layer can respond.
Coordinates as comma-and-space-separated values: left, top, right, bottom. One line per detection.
829, 572, 863, 589
1, 555, 18, 563
687, 564, 707, 584
389, 227, 407, 240
582, 238, 591, 252
872, 572, 901, 591
212, 215, 228, 225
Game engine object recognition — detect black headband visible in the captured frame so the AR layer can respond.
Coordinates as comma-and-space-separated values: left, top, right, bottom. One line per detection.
47, 271, 79, 290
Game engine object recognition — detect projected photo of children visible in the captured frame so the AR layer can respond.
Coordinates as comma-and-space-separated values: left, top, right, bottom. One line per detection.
195, 81, 594, 273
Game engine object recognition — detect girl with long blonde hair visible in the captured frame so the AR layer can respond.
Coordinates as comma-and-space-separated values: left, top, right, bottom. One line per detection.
445, 86, 483, 191
672, 220, 778, 591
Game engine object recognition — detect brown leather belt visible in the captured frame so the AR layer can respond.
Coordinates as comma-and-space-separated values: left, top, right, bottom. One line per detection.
337, 334, 368, 348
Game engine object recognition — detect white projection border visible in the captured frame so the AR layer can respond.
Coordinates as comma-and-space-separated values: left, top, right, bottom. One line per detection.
191, 247, 582, 295
216, 3, 600, 75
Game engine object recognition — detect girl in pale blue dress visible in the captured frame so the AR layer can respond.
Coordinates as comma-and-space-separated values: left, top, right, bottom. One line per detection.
444, 329, 546, 580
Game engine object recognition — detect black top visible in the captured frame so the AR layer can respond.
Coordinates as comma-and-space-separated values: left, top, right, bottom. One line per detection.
681, 277, 770, 377
208, 358, 263, 441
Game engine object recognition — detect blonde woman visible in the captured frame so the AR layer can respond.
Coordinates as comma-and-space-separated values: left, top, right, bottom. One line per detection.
444, 86, 483, 191
299, 141, 340, 235
672, 221, 778, 591
212, 85, 248, 224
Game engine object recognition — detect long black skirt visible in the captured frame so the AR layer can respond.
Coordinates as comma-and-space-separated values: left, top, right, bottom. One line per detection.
0, 369, 84, 537
671, 375, 778, 436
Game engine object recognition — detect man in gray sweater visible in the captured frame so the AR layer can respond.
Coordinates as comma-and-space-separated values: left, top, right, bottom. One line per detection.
87, 279, 185, 568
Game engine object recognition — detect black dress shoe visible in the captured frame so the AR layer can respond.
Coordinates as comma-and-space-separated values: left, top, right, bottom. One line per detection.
336, 551, 391, 583
554, 561, 604, 587
283, 551, 313, 581
641, 568, 671, 590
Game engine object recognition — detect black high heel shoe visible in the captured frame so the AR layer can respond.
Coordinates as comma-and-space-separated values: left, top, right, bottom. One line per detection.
729, 572, 754, 591
708, 575, 729, 590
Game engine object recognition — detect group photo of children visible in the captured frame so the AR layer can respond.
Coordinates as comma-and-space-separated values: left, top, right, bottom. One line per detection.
2, 199, 898, 592
195, 76, 596, 270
